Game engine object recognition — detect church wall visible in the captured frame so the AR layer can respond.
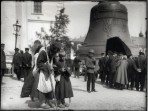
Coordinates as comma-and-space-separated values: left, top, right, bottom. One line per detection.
1, 1, 16, 55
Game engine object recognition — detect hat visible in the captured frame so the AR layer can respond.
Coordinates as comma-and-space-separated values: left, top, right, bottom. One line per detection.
89, 49, 95, 54
139, 51, 144, 55
1, 43, 5, 46
14, 48, 19, 51
25, 48, 29, 51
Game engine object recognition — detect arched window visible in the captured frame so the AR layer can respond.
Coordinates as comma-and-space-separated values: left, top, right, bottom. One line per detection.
34, 1, 42, 14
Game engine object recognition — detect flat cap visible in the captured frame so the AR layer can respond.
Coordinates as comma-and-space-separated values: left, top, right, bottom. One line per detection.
25, 48, 29, 51
14, 48, 19, 51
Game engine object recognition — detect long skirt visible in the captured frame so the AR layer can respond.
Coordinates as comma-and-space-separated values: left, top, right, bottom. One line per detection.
20, 70, 34, 97
55, 75, 73, 100
30, 72, 53, 101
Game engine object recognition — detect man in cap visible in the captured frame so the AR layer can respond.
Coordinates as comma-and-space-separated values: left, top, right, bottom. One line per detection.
109, 51, 119, 88
1, 43, 6, 84
105, 50, 113, 86
12, 48, 22, 80
85, 49, 96, 93
134, 51, 146, 91
22, 48, 32, 82
127, 54, 137, 90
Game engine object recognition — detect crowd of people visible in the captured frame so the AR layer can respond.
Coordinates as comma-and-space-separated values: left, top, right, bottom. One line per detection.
1, 41, 147, 109
73, 50, 147, 92
98, 51, 147, 91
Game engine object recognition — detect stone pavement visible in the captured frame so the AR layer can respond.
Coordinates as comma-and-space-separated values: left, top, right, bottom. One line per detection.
1, 74, 147, 110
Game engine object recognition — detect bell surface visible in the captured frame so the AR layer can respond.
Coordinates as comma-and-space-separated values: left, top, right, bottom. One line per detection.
78, 1, 136, 58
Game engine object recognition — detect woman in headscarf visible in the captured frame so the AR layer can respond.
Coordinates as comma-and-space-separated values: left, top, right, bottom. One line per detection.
21, 40, 61, 109
53, 50, 74, 108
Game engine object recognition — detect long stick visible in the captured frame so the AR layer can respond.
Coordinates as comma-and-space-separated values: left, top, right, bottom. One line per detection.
43, 39, 58, 110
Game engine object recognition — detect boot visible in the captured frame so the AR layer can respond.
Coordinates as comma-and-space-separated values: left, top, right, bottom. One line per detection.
57, 100, 65, 108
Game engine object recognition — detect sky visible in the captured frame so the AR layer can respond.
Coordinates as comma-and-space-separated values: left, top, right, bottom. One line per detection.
61, 1, 146, 39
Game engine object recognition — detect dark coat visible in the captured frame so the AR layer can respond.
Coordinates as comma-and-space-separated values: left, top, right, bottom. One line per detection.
37, 48, 52, 79
54, 59, 73, 100
135, 55, 146, 70
110, 56, 120, 73
127, 58, 137, 75
22, 52, 32, 68
12, 52, 22, 69
1, 50, 6, 69
98, 57, 106, 74
106, 55, 114, 73
73, 57, 81, 69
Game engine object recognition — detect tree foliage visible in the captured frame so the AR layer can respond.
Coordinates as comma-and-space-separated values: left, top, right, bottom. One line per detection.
49, 8, 72, 57
50, 8, 70, 39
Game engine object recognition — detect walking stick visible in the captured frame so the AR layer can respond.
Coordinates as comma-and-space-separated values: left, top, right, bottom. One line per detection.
43, 38, 58, 110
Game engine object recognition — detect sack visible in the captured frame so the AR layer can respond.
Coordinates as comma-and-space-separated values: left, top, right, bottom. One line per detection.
37, 71, 55, 93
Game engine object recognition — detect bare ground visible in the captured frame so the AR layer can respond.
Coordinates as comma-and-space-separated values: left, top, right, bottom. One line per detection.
1, 74, 146, 110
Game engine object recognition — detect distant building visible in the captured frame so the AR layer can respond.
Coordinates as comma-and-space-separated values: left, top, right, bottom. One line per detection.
131, 36, 146, 55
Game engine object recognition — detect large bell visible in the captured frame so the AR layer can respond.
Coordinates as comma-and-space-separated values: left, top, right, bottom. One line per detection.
78, 1, 135, 58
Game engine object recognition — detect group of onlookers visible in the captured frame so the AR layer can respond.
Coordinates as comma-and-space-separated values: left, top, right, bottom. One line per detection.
98, 51, 147, 91
73, 50, 147, 92
11, 48, 32, 81
1, 44, 32, 84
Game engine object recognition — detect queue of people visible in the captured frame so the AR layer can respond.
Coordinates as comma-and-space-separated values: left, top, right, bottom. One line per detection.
73, 49, 146, 92
98, 51, 147, 91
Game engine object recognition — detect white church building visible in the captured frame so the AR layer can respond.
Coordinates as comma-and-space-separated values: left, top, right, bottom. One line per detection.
1, 1, 64, 55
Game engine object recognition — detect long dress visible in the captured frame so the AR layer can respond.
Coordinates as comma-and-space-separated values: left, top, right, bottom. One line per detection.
20, 53, 38, 97
30, 47, 53, 101
114, 59, 128, 85
54, 60, 73, 100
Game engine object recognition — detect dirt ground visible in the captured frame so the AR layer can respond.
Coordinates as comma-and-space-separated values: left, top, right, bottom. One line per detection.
1, 74, 147, 110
